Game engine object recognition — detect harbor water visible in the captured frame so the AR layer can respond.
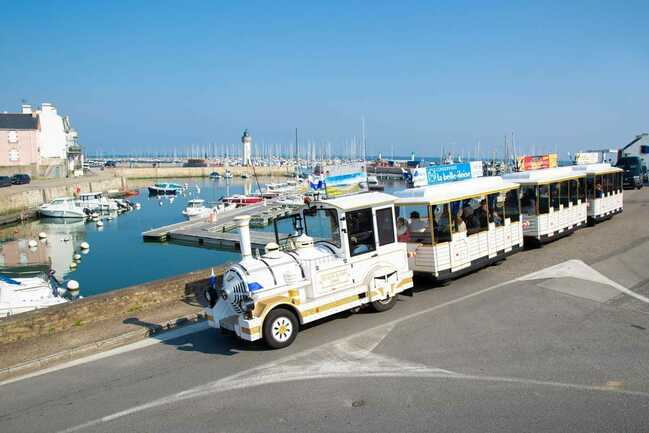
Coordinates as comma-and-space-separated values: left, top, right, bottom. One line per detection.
0, 177, 404, 297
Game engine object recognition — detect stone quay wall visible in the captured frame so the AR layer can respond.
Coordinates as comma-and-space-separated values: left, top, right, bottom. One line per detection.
0, 176, 126, 217
0, 267, 221, 345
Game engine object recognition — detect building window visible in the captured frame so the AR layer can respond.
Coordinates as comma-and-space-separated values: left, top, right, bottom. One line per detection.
8, 131, 17, 143
641, 145, 649, 154
8, 148, 19, 162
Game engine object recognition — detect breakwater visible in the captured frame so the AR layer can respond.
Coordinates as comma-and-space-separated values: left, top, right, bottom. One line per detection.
113, 165, 295, 179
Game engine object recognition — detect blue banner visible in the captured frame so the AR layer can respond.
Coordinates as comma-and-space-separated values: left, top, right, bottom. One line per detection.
426, 163, 473, 184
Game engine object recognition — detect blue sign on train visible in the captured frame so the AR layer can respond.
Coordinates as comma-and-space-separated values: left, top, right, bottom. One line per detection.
407, 161, 483, 187
426, 163, 472, 184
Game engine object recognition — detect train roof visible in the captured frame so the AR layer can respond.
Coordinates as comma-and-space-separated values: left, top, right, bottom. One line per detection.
571, 163, 623, 175
502, 167, 585, 184
319, 191, 397, 211
393, 176, 518, 205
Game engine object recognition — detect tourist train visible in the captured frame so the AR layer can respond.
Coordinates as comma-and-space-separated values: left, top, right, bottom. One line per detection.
204, 164, 625, 348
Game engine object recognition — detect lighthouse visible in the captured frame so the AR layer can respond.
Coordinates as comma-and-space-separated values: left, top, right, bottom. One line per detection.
242, 129, 252, 166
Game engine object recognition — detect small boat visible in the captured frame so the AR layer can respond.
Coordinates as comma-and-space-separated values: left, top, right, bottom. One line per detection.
367, 175, 385, 191
182, 199, 208, 218
39, 197, 88, 218
0, 273, 69, 318
209, 172, 222, 179
148, 182, 182, 195
76, 192, 118, 212
182, 199, 237, 219
222, 194, 264, 206
241, 173, 250, 179
223, 171, 234, 179
124, 190, 140, 197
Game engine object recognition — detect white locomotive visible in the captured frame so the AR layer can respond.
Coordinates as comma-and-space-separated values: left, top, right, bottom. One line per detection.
204, 192, 414, 348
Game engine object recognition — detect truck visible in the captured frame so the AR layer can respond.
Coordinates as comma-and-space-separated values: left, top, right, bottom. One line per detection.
203, 192, 414, 348
617, 156, 646, 189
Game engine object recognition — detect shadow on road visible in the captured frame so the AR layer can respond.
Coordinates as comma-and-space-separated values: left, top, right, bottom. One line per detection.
122, 316, 268, 356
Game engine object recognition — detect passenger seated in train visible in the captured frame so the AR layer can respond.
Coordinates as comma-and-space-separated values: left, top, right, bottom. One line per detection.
407, 211, 430, 242
454, 211, 467, 233
397, 217, 410, 242
595, 182, 604, 199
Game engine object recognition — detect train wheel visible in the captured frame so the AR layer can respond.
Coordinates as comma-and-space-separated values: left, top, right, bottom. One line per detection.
371, 294, 398, 312
263, 308, 298, 349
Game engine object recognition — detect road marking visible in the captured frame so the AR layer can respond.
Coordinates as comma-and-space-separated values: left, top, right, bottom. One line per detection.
0, 322, 209, 388
517, 259, 649, 304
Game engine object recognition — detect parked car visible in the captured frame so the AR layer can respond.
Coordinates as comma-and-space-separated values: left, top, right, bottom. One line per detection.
104, 160, 117, 168
11, 173, 31, 185
0, 176, 12, 188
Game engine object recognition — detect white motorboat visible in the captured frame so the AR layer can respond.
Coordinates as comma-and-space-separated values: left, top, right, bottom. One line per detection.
39, 197, 88, 218
182, 199, 208, 218
0, 274, 68, 318
76, 192, 118, 212
367, 175, 385, 191
182, 199, 237, 219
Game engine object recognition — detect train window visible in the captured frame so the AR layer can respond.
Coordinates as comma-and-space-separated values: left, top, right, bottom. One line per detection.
570, 179, 579, 205
559, 181, 570, 207
603, 174, 609, 195
538, 184, 550, 214
586, 176, 594, 199
454, 195, 489, 235
487, 192, 505, 227
504, 189, 520, 222
303, 207, 341, 248
375, 207, 395, 246
431, 203, 452, 243
396, 204, 432, 244
618, 172, 623, 192
578, 177, 586, 202
520, 185, 537, 214
595, 175, 604, 199
550, 183, 560, 210
346, 208, 376, 257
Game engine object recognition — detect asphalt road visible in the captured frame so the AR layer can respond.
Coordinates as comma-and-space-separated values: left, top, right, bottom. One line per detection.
1, 189, 649, 433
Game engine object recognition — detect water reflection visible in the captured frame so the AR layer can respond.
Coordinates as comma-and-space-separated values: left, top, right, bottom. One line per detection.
0, 217, 86, 278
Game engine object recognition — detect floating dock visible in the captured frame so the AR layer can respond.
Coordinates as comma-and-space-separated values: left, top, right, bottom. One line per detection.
142, 201, 297, 250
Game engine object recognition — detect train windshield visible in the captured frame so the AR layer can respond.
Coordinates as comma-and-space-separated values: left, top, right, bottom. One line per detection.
303, 207, 341, 248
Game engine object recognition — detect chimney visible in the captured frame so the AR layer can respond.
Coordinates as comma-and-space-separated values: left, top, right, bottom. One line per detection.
234, 215, 252, 260
21, 104, 32, 114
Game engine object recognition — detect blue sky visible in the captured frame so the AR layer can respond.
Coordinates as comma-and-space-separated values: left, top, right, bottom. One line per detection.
1, 1, 647, 158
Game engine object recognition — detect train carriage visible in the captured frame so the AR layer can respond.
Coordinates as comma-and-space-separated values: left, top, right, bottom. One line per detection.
503, 167, 587, 244
571, 163, 624, 224
393, 177, 523, 280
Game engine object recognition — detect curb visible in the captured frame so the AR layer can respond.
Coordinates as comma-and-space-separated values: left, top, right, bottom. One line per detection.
0, 312, 208, 381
